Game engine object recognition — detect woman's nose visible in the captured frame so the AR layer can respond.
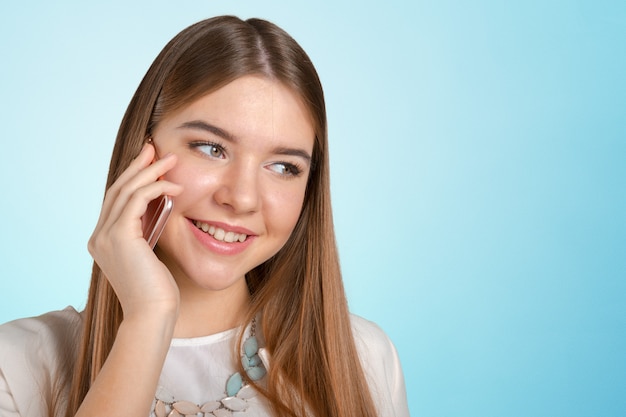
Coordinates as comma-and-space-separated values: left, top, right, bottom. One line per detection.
213, 160, 260, 214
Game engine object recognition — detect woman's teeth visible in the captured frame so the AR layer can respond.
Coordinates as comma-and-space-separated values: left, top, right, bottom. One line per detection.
193, 220, 247, 243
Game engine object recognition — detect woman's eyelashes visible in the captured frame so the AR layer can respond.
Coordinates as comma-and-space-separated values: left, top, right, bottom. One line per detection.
266, 161, 304, 178
189, 141, 226, 159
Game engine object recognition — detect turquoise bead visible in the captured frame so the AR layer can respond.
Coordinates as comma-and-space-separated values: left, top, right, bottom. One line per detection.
243, 336, 259, 358
248, 354, 261, 367
226, 372, 243, 397
241, 355, 250, 369
246, 365, 267, 381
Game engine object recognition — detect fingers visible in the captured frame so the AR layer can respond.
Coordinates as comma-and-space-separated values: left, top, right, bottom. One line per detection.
99, 143, 155, 218
106, 152, 180, 230
89, 143, 183, 252
93, 144, 154, 236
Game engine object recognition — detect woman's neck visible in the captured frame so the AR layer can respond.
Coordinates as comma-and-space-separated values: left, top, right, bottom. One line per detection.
173, 275, 251, 338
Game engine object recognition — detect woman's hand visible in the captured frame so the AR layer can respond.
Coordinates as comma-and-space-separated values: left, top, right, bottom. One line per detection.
88, 143, 183, 321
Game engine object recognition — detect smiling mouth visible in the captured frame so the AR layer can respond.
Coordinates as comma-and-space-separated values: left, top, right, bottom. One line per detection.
192, 220, 248, 243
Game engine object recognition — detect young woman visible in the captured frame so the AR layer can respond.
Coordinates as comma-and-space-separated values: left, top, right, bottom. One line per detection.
0, 16, 409, 417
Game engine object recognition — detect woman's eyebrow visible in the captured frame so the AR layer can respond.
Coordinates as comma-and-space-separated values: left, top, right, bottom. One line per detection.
177, 120, 237, 142
272, 146, 312, 165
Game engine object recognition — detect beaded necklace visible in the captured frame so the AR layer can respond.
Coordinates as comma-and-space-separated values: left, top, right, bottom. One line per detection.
153, 318, 267, 417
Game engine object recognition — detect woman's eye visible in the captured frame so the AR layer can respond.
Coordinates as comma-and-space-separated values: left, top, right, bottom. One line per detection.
191, 142, 226, 159
268, 162, 302, 177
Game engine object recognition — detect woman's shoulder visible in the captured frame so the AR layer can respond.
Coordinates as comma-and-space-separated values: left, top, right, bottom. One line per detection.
349, 314, 411, 417
0, 306, 83, 350
0, 307, 83, 416
349, 313, 397, 356
0, 306, 83, 374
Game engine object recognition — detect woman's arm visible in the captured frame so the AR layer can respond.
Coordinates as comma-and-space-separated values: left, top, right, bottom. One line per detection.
75, 144, 183, 416
0, 308, 82, 417
74, 312, 176, 417
351, 315, 411, 417
0, 369, 21, 417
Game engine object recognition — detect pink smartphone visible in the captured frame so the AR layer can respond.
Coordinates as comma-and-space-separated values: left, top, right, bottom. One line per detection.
142, 195, 173, 249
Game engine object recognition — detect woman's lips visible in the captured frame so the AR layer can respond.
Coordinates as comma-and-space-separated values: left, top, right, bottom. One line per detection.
186, 218, 256, 255
192, 220, 248, 242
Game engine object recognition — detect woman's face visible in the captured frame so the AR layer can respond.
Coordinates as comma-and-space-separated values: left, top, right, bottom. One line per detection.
151, 75, 314, 294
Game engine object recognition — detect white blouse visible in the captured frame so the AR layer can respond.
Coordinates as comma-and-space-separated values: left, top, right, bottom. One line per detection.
0, 307, 409, 416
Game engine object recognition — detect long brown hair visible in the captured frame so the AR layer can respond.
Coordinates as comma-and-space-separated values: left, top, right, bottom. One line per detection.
65, 16, 377, 417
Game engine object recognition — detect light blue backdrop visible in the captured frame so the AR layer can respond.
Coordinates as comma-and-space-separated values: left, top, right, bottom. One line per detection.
1, 1, 625, 416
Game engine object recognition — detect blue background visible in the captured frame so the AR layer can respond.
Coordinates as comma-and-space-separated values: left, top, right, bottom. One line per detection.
1, 1, 625, 416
